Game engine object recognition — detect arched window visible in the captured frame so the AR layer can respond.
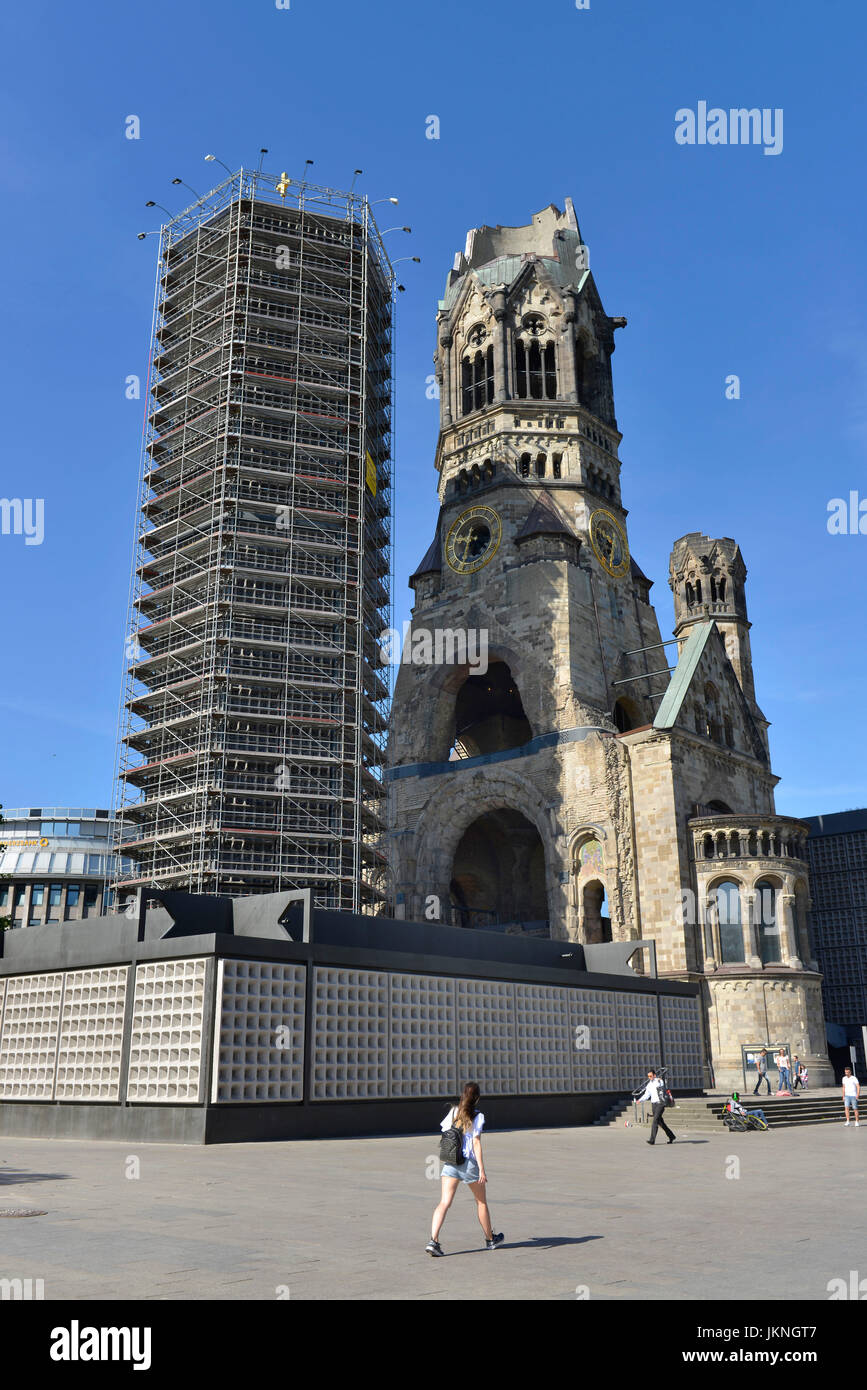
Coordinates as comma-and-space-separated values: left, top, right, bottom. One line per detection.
528, 340, 544, 398
460, 343, 494, 415
518, 453, 531, 478
685, 581, 695, 606
613, 698, 642, 733
755, 879, 781, 963
552, 452, 562, 478
535, 454, 546, 478
544, 341, 557, 398
515, 339, 527, 397
724, 715, 734, 747
712, 880, 744, 963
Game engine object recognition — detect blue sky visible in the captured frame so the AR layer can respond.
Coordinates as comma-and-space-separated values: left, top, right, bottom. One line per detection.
0, 0, 864, 819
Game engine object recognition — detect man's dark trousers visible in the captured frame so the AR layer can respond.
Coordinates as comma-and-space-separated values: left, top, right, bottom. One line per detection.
648, 1102, 675, 1143
754, 1074, 771, 1095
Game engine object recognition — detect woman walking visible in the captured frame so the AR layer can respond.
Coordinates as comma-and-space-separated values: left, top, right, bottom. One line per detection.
426, 1082, 504, 1256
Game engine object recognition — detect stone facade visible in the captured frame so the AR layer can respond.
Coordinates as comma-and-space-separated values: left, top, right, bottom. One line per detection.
386, 201, 832, 1090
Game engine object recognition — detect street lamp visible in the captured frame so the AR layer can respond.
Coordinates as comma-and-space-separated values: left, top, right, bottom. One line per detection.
145, 201, 173, 217
391, 256, 421, 265
204, 153, 233, 175
382, 226, 411, 235
372, 197, 399, 207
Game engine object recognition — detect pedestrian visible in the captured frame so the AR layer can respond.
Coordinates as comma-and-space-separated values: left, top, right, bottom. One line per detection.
791, 1055, 805, 1091
841, 1067, 860, 1127
426, 1082, 504, 1256
774, 1047, 791, 1093
799, 1062, 809, 1090
637, 1068, 676, 1145
753, 1048, 772, 1096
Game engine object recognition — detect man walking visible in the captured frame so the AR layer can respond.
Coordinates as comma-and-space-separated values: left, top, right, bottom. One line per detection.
841, 1067, 860, 1127
637, 1069, 676, 1145
753, 1048, 772, 1096
791, 1055, 804, 1091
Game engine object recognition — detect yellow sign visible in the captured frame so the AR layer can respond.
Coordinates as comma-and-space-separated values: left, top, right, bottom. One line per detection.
365, 451, 377, 496
1, 837, 50, 848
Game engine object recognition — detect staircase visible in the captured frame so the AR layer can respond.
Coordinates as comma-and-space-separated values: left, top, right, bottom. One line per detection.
595, 1090, 856, 1131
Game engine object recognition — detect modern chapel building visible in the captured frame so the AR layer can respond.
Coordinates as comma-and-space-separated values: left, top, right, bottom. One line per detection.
386, 201, 831, 1088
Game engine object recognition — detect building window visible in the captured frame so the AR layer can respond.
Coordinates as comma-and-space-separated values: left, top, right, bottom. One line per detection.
31, 884, 45, 907
13, 886, 26, 908
755, 879, 781, 963
515, 338, 557, 400
66, 885, 81, 908
82, 886, 100, 918
461, 344, 494, 415
552, 452, 562, 478
712, 880, 744, 963
0, 886, 7, 907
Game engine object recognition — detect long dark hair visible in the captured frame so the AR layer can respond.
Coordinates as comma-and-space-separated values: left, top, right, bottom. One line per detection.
454, 1081, 480, 1133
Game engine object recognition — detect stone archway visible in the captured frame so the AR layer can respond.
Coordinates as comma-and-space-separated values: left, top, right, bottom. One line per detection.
410, 768, 563, 936
450, 808, 547, 930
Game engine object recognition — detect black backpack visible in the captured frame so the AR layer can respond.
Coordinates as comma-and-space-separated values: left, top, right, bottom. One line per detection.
439, 1107, 468, 1165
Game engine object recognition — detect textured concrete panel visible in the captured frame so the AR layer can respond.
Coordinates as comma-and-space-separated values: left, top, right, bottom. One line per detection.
55, 966, 129, 1101
211, 959, 305, 1103
126, 958, 208, 1103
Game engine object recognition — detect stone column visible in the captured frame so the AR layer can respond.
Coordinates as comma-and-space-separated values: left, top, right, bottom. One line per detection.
742, 892, 761, 968
779, 892, 802, 966
703, 891, 720, 967
491, 289, 509, 404
440, 330, 453, 427
560, 290, 579, 403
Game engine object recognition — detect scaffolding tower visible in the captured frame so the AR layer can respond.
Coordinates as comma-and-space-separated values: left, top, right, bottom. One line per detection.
112, 169, 394, 912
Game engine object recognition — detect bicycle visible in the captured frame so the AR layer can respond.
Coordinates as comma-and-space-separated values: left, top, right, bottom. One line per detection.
721, 1101, 769, 1132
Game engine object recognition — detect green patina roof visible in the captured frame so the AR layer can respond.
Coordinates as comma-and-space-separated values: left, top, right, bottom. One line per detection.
653, 621, 715, 730
438, 237, 587, 311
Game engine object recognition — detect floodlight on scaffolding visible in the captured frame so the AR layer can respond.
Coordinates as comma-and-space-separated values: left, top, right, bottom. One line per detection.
372, 197, 399, 207
382, 226, 411, 235
171, 177, 202, 199
392, 257, 421, 265
204, 153, 233, 175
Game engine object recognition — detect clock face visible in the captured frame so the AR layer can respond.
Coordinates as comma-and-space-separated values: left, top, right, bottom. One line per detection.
445, 505, 502, 574
589, 509, 630, 578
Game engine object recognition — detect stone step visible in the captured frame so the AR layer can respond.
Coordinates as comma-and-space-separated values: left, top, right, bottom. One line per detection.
595, 1093, 859, 1130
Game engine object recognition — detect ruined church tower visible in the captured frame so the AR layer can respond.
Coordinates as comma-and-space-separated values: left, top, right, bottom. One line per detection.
386, 202, 831, 1088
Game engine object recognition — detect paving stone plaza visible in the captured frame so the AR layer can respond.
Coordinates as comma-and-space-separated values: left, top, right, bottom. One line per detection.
1, 1110, 861, 1301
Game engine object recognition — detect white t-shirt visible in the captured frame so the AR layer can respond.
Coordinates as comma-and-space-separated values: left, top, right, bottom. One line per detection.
843, 1076, 860, 1097
441, 1107, 485, 1162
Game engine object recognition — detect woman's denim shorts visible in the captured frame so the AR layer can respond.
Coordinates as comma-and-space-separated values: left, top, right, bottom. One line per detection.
442, 1157, 480, 1183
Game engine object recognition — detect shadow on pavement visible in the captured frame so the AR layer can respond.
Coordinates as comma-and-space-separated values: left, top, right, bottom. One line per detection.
448, 1235, 603, 1254
0, 1167, 71, 1185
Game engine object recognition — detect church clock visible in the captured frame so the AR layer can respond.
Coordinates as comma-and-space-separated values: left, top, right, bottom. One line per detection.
445, 505, 502, 574
588, 508, 630, 578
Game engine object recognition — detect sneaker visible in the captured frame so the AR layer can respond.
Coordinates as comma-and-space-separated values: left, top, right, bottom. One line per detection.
845, 1120, 850, 1126
425, 1239, 444, 1257
485, 1232, 504, 1250
856, 1121, 860, 1127
668, 1135, 676, 1144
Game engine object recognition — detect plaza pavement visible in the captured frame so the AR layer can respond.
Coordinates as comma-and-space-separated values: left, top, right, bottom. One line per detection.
0, 1115, 862, 1301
